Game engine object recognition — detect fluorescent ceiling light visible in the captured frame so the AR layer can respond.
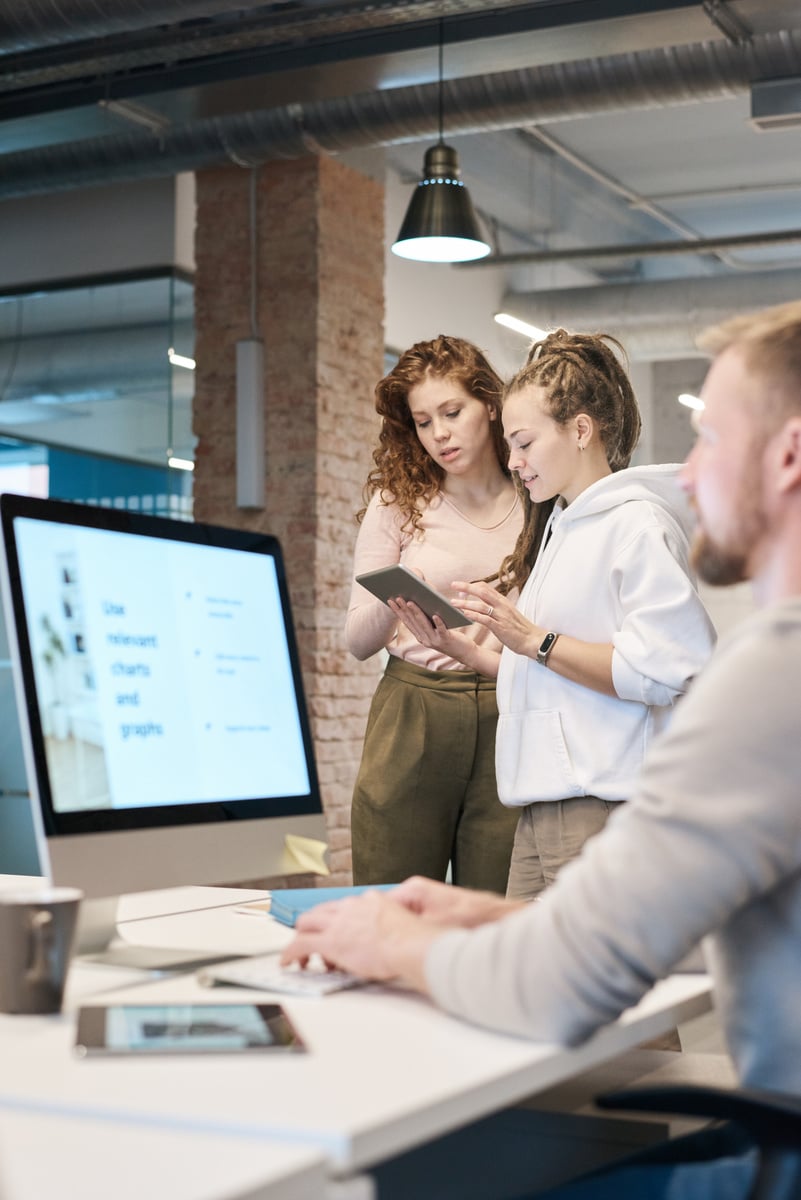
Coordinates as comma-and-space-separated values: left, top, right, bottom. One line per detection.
678, 392, 705, 411
168, 348, 196, 371
494, 313, 549, 341
168, 455, 194, 471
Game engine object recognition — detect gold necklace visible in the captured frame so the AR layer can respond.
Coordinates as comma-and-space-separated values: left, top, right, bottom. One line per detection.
440, 490, 520, 531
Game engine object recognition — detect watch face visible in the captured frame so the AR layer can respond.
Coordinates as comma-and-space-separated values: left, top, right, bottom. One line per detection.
537, 632, 557, 662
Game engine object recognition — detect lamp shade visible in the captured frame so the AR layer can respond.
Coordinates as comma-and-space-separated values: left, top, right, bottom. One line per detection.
392, 143, 491, 263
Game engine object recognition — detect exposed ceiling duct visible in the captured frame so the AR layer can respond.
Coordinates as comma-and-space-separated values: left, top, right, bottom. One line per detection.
2, 0, 800, 464
500, 269, 801, 360
1, 27, 801, 199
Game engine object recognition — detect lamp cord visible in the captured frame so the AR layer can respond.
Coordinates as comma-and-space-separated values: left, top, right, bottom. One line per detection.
438, 17, 444, 145
249, 166, 259, 339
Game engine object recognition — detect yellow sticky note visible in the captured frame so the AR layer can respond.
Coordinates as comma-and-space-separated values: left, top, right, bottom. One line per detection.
281, 833, 330, 877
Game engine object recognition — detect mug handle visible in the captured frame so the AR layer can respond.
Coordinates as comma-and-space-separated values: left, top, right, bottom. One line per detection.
26, 909, 55, 984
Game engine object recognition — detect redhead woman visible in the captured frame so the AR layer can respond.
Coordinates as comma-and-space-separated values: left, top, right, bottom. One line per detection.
346, 335, 523, 891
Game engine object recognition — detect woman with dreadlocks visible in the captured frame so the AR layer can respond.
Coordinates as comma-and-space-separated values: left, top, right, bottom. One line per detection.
396, 329, 716, 900
346, 335, 523, 892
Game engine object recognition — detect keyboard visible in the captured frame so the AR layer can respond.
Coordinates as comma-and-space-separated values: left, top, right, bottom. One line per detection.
197, 954, 367, 996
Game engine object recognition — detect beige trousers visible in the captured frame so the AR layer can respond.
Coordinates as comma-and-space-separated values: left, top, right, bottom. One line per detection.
506, 796, 623, 902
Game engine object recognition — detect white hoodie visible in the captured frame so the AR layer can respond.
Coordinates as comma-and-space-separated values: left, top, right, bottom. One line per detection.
496, 464, 717, 806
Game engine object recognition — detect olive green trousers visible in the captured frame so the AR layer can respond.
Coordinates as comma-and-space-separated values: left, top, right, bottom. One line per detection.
351, 656, 518, 893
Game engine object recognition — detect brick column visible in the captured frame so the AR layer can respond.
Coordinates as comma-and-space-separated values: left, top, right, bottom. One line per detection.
193, 155, 384, 882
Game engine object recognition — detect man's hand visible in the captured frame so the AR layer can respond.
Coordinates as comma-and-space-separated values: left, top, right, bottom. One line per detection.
393, 876, 522, 928
280, 890, 438, 992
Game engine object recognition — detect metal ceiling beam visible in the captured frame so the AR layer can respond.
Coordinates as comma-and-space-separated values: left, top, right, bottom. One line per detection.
0, 0, 287, 53
0, 0, 716, 125
0, 0, 706, 62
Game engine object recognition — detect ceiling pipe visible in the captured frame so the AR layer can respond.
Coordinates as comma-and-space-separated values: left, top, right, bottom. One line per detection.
500, 268, 801, 360
462, 226, 801, 268
1, 28, 800, 199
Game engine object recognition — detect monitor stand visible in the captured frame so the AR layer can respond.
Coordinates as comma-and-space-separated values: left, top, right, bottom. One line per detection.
75, 895, 243, 972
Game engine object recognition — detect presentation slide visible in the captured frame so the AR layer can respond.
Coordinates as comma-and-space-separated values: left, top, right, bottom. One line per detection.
14, 516, 311, 812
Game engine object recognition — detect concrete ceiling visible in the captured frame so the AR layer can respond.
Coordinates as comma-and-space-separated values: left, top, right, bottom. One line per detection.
2, 0, 801, 380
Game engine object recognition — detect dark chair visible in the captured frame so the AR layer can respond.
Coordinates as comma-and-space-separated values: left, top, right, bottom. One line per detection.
596, 1084, 801, 1200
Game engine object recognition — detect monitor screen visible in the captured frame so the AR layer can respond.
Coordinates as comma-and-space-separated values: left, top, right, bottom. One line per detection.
0, 492, 325, 955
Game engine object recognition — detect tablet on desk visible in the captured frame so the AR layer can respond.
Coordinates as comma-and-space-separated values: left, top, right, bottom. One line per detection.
356, 564, 472, 629
74, 1002, 307, 1057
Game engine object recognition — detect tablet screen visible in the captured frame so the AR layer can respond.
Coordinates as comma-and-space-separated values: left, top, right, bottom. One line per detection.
75, 1002, 307, 1056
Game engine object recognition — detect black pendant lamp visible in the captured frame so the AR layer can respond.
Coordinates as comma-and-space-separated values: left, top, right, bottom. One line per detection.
392, 25, 490, 263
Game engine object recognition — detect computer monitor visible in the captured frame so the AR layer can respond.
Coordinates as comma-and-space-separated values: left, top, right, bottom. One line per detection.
0, 492, 326, 963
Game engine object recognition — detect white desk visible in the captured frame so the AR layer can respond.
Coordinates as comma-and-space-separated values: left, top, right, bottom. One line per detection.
0, 887, 714, 1180
0, 885, 335, 1200
0, 1108, 328, 1200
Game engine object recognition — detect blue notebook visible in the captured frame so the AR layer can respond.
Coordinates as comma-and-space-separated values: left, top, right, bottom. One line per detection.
269, 884, 397, 927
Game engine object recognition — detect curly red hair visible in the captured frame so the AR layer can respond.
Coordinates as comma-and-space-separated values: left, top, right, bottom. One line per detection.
358, 335, 510, 535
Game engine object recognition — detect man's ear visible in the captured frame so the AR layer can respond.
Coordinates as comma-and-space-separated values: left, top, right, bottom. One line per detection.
775, 417, 801, 495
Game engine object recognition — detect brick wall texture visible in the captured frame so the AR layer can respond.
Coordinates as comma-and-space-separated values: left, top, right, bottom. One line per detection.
193, 155, 385, 884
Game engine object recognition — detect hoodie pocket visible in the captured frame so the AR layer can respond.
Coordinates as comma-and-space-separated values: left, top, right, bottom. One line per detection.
496, 709, 583, 805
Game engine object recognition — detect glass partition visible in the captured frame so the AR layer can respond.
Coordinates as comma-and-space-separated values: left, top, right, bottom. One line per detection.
0, 437, 192, 518
0, 269, 195, 475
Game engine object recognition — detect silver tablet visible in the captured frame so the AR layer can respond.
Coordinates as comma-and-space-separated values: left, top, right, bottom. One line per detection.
74, 1002, 307, 1056
355, 564, 472, 629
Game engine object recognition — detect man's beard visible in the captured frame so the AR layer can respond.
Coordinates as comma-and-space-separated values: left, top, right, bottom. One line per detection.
691, 467, 767, 588
691, 532, 749, 587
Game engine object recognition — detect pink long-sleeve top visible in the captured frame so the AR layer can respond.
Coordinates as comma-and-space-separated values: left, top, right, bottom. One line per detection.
345, 490, 523, 673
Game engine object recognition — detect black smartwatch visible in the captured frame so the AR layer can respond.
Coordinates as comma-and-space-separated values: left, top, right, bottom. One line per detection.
536, 631, 560, 666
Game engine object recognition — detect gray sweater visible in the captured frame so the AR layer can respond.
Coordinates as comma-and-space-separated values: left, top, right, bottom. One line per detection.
426, 599, 801, 1094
